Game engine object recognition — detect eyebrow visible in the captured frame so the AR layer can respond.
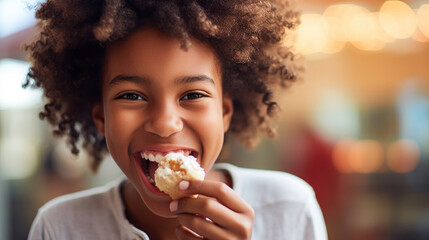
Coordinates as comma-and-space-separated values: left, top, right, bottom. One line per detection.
174, 75, 215, 85
109, 75, 151, 86
109, 74, 215, 87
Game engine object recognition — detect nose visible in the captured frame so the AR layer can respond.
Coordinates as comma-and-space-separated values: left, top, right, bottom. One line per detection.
143, 102, 183, 138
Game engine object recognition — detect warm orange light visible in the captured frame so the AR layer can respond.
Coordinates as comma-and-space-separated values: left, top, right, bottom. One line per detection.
412, 27, 429, 42
346, 6, 370, 42
387, 139, 420, 173
332, 139, 384, 174
348, 140, 384, 173
290, 2, 425, 55
417, 4, 429, 38
379, 1, 416, 39
321, 16, 346, 54
332, 139, 355, 173
323, 4, 359, 42
294, 14, 329, 55
350, 12, 386, 51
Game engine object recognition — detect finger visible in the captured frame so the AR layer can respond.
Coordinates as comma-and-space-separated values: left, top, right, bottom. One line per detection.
176, 225, 203, 240
179, 180, 250, 213
177, 213, 232, 240
173, 197, 247, 230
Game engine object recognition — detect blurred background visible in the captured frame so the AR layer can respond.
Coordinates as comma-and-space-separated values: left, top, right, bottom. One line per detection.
0, 0, 428, 239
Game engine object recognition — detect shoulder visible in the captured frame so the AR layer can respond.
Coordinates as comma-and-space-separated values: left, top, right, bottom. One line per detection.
214, 163, 315, 207
214, 163, 328, 239
28, 178, 125, 239
39, 179, 121, 217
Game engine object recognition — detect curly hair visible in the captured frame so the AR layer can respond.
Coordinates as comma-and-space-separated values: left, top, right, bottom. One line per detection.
24, 0, 300, 171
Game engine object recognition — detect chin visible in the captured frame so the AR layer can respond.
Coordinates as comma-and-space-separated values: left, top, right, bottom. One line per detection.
146, 202, 176, 218
135, 182, 176, 218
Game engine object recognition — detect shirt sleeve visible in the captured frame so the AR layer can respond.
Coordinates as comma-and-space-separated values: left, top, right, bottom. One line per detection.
298, 191, 328, 240
28, 211, 52, 240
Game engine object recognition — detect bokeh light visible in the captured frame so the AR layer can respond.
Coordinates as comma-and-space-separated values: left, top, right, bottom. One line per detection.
349, 12, 386, 51
379, 1, 416, 39
332, 139, 355, 173
348, 140, 384, 174
292, 2, 426, 55
294, 13, 329, 55
387, 139, 420, 173
323, 4, 353, 42
332, 139, 384, 174
416, 4, 429, 38
322, 4, 351, 53
0, 59, 42, 110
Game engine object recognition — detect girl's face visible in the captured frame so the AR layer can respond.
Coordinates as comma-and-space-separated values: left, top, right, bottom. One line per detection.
93, 27, 233, 217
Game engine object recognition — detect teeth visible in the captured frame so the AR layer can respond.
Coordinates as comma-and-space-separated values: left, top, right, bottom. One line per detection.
147, 154, 155, 162
140, 150, 195, 163
148, 176, 155, 184
144, 169, 155, 184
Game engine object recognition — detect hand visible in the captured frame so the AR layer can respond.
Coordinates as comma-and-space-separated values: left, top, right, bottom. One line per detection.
169, 180, 254, 240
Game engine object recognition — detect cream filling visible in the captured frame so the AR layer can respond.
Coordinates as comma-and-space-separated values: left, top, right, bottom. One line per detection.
156, 152, 205, 180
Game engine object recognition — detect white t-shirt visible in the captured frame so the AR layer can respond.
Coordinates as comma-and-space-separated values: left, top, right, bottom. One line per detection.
28, 163, 328, 239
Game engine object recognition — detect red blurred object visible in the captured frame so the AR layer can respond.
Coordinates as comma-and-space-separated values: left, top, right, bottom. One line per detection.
280, 126, 344, 238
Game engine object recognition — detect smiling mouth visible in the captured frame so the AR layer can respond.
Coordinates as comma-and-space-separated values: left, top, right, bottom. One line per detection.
137, 150, 198, 190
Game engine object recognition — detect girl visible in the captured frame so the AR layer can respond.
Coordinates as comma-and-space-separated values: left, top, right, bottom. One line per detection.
26, 0, 327, 239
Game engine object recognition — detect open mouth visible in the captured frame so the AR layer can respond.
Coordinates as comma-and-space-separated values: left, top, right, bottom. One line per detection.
137, 150, 198, 192
141, 159, 158, 185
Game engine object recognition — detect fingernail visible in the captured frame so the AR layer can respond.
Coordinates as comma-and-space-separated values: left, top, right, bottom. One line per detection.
169, 200, 178, 212
179, 180, 190, 190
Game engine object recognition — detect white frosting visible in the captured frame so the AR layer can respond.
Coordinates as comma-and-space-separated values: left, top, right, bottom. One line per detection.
156, 152, 204, 181
157, 152, 205, 179
157, 167, 173, 175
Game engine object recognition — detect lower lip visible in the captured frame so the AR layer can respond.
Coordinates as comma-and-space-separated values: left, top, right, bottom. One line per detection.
136, 158, 168, 196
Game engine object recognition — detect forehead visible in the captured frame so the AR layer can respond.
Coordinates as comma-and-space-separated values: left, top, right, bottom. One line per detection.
102, 27, 222, 86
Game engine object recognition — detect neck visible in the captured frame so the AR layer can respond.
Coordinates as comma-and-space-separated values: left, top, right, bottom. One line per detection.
121, 181, 178, 239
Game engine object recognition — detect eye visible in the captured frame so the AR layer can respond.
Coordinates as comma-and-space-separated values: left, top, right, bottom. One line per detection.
181, 92, 207, 100
115, 93, 144, 101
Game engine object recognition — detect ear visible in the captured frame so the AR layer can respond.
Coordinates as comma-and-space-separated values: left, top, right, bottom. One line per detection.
92, 104, 106, 136
222, 94, 234, 133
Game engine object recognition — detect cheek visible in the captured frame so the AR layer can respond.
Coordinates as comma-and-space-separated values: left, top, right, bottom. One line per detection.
104, 108, 142, 163
192, 105, 224, 166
